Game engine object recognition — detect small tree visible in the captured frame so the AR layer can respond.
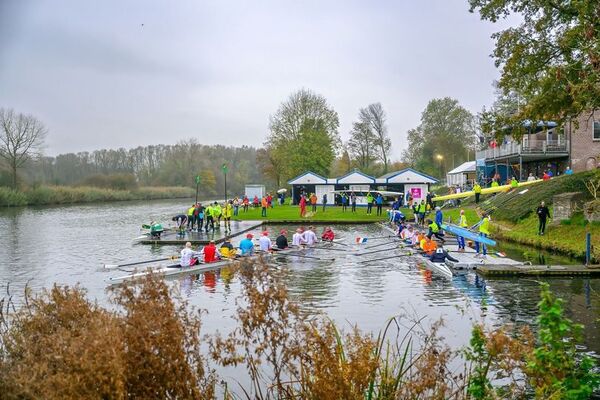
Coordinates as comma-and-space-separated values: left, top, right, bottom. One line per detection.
0, 108, 47, 188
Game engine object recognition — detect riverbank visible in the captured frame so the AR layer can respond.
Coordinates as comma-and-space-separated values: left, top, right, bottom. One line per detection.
0, 185, 194, 207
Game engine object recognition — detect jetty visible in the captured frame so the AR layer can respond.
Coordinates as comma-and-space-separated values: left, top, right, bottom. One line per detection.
138, 221, 263, 245
477, 264, 600, 277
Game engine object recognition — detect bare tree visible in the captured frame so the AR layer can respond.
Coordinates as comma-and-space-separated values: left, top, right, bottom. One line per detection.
359, 103, 391, 173
0, 108, 47, 188
347, 121, 376, 171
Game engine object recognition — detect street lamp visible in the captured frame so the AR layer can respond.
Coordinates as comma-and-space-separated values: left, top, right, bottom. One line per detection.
435, 154, 444, 179
221, 163, 228, 202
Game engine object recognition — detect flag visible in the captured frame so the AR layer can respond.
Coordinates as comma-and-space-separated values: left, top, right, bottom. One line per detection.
355, 237, 368, 244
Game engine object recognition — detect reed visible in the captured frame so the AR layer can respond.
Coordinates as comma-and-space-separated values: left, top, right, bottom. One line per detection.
0, 185, 194, 206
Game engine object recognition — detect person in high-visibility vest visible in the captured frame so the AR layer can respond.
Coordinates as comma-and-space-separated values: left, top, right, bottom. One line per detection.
473, 183, 482, 204
475, 212, 491, 257
187, 204, 196, 230
426, 219, 445, 242
458, 209, 468, 252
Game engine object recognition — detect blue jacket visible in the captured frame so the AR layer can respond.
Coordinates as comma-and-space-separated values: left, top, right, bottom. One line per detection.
239, 238, 254, 255
435, 210, 443, 226
376, 195, 383, 205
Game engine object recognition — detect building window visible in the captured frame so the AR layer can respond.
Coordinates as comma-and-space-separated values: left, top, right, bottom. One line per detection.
594, 121, 600, 140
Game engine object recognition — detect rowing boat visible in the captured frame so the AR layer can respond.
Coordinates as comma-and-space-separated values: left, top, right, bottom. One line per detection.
431, 179, 542, 202
380, 223, 453, 279
107, 247, 300, 285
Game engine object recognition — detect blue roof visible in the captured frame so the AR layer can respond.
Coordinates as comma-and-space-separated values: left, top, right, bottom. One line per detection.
287, 170, 328, 184
380, 168, 439, 183
336, 169, 375, 183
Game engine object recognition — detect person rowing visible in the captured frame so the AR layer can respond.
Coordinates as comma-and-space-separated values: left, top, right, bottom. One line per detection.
400, 224, 414, 243
180, 242, 201, 267
321, 226, 335, 242
259, 231, 272, 252
302, 226, 318, 246
239, 233, 255, 256
429, 245, 458, 263
292, 228, 306, 247
419, 235, 437, 255
275, 229, 289, 249
202, 240, 219, 263
220, 238, 237, 258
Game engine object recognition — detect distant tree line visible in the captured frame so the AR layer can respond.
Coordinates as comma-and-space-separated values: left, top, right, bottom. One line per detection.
1, 140, 265, 197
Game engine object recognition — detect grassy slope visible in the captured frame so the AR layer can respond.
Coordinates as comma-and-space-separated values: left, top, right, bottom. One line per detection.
449, 170, 600, 261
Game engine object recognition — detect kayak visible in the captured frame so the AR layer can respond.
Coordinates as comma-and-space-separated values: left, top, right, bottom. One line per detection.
107, 247, 298, 285
432, 179, 542, 202
440, 223, 496, 247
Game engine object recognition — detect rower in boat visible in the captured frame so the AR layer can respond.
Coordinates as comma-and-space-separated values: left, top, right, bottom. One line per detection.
203, 240, 219, 263
420, 235, 437, 255
180, 242, 201, 267
321, 227, 335, 242
149, 221, 164, 239
429, 246, 459, 264
302, 226, 318, 246
275, 229, 289, 249
239, 233, 255, 256
220, 238, 237, 258
292, 228, 305, 247
400, 224, 414, 243
259, 231, 272, 252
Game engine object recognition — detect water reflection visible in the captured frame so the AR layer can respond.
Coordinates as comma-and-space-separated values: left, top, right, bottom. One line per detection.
0, 201, 598, 355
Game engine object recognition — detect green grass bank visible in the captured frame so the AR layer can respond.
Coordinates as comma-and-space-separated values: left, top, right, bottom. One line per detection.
0, 185, 194, 207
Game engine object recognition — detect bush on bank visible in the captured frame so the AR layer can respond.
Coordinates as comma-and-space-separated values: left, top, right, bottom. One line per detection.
0, 185, 194, 207
0, 261, 597, 399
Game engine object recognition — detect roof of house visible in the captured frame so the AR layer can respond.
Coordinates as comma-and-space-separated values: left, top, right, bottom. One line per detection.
447, 161, 476, 175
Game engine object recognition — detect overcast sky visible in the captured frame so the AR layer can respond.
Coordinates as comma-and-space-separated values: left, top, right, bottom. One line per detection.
0, 0, 509, 159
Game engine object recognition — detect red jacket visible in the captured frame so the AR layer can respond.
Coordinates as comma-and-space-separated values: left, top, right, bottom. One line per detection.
204, 244, 217, 263
321, 231, 335, 241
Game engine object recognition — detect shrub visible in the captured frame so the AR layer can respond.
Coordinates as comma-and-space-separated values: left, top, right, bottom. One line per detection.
0, 187, 27, 206
80, 173, 138, 190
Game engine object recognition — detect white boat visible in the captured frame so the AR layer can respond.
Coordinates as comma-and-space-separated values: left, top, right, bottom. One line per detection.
107, 247, 300, 285
379, 223, 453, 279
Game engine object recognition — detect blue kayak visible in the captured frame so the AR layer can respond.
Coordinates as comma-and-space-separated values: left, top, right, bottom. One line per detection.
440, 223, 497, 247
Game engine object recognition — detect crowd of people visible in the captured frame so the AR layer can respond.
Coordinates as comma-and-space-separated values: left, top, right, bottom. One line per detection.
176, 226, 337, 267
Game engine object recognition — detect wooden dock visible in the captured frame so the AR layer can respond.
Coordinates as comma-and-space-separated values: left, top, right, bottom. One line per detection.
477, 264, 600, 277
138, 221, 264, 245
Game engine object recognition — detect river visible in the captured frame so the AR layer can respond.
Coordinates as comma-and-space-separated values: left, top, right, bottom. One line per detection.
1, 199, 599, 360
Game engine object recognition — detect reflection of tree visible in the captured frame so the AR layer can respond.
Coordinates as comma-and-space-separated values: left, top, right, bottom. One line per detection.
282, 264, 340, 311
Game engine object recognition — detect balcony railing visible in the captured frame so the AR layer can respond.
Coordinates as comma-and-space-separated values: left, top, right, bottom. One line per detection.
476, 139, 569, 160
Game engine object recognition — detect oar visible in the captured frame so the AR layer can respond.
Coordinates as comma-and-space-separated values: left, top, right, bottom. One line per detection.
279, 253, 335, 261
355, 235, 396, 243
359, 253, 414, 264
312, 246, 348, 252
364, 240, 399, 250
104, 256, 178, 269
353, 247, 403, 256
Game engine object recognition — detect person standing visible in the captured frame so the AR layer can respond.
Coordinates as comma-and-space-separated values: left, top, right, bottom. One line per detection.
417, 200, 427, 226
366, 192, 374, 215
341, 193, 348, 212
426, 192, 434, 211
267, 193, 273, 209
491, 179, 499, 188
205, 204, 215, 232
223, 201, 233, 232
565, 167, 573, 176
233, 197, 240, 216
187, 204, 196, 230
322, 193, 327, 212
196, 203, 205, 232
457, 209, 468, 252
299, 195, 307, 217
473, 182, 482, 203
510, 176, 519, 188
350, 192, 357, 212
536, 201, 551, 235
475, 212, 490, 258
435, 206, 443, 230
310, 193, 318, 212
375, 193, 384, 216
243, 196, 249, 212
261, 196, 268, 217
527, 173, 536, 182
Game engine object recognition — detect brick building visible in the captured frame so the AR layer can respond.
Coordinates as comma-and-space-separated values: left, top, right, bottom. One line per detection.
565, 110, 600, 171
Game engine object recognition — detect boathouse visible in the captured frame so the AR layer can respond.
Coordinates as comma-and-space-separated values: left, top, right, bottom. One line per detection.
446, 161, 476, 188
287, 168, 438, 206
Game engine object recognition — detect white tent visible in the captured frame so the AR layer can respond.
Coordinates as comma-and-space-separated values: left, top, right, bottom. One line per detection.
446, 161, 476, 187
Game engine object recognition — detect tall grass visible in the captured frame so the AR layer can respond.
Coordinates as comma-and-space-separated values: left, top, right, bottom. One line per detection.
0, 260, 598, 399
0, 185, 194, 206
